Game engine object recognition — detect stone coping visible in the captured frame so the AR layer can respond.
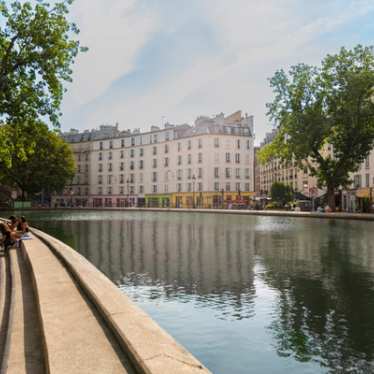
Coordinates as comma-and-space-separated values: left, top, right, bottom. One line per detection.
2, 208, 374, 221
30, 228, 211, 374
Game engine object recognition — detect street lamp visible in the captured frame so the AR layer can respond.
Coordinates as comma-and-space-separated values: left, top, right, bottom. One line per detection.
192, 174, 196, 208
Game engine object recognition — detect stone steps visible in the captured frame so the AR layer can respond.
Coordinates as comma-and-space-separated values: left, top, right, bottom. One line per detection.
1, 247, 45, 374
24, 234, 135, 374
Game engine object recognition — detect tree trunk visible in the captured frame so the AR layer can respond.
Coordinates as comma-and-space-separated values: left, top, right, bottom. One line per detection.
327, 185, 336, 212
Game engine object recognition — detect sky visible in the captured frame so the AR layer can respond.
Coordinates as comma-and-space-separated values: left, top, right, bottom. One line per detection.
61, 0, 374, 144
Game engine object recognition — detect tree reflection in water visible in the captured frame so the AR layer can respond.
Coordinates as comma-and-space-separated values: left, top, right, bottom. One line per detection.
27, 211, 374, 373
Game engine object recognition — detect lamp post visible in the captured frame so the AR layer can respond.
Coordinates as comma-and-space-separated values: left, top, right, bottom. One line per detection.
192, 174, 196, 208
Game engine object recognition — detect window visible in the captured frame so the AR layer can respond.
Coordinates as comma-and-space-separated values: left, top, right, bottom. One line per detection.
214, 167, 219, 178
365, 157, 370, 169
247, 139, 250, 149
198, 168, 203, 178
130, 186, 135, 194
177, 183, 182, 192
188, 140, 191, 150
198, 182, 203, 192
177, 169, 182, 180
153, 159, 157, 168
120, 186, 124, 194
225, 168, 231, 178
98, 175, 103, 184
214, 138, 219, 148
98, 186, 102, 195
187, 183, 192, 192
140, 148, 144, 157
77, 154, 81, 162
165, 184, 169, 193
178, 155, 182, 165
245, 183, 250, 191
153, 134, 158, 143
99, 142, 103, 150
99, 152, 102, 161
226, 183, 230, 192
85, 153, 89, 161
139, 160, 144, 169
237, 139, 240, 149
131, 137, 135, 146
226, 153, 231, 163
236, 168, 240, 179
188, 169, 192, 179
152, 172, 157, 182
139, 173, 143, 183
214, 182, 220, 192
178, 142, 182, 152
354, 174, 362, 188
165, 144, 169, 154
120, 175, 124, 184
166, 132, 170, 141
108, 175, 112, 185
85, 164, 88, 172
245, 168, 250, 179
165, 157, 169, 167
130, 174, 134, 183
198, 153, 202, 163
130, 149, 135, 158
109, 151, 112, 160
236, 182, 241, 192
366, 173, 370, 187
153, 185, 157, 193
121, 139, 125, 148
98, 164, 102, 172
109, 140, 113, 149
120, 150, 124, 159
153, 146, 157, 155
188, 154, 191, 164
198, 138, 202, 148
77, 176, 80, 185
120, 162, 124, 171
108, 163, 112, 172
235, 153, 240, 163
139, 185, 144, 194
107, 187, 112, 195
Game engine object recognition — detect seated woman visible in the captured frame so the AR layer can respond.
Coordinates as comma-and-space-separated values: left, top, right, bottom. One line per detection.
7, 216, 18, 231
17, 216, 29, 234
0, 223, 18, 252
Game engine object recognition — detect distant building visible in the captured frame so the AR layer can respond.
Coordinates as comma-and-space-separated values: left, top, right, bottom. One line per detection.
53, 111, 255, 208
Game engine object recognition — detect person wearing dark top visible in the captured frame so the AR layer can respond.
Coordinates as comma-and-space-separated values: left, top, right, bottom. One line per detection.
0, 223, 17, 252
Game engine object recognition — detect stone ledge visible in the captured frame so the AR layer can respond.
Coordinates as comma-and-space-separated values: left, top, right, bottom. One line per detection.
31, 228, 211, 374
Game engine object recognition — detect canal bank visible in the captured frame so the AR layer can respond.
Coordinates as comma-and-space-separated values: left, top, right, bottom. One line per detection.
0, 219, 211, 374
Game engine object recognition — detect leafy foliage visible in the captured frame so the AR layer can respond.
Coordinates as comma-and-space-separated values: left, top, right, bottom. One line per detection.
260, 45, 374, 209
0, 0, 85, 127
271, 182, 293, 205
0, 122, 75, 196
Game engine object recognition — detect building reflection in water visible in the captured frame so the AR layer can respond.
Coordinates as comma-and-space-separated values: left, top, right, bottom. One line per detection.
32, 212, 374, 373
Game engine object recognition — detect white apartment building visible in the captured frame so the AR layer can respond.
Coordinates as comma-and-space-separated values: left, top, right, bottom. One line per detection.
53, 111, 255, 208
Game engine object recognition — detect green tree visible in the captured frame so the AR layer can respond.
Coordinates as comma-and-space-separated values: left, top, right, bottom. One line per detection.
271, 182, 293, 206
0, 0, 85, 167
260, 45, 374, 211
0, 122, 75, 198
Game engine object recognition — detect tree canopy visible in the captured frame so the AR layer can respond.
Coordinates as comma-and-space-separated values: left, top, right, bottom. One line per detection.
0, 0, 84, 127
0, 121, 75, 197
271, 182, 293, 206
260, 45, 374, 210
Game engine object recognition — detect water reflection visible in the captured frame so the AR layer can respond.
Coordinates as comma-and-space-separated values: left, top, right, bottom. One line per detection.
22, 211, 374, 374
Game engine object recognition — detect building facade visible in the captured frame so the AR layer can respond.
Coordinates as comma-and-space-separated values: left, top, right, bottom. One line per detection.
54, 111, 255, 208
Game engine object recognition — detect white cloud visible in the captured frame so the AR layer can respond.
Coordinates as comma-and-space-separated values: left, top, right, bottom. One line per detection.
61, 0, 374, 142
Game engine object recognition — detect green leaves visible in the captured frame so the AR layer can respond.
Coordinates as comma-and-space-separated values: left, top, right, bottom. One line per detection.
264, 45, 374, 209
0, 121, 75, 195
0, 0, 84, 128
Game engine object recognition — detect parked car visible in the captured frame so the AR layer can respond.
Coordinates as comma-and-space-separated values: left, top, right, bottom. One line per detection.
294, 200, 312, 211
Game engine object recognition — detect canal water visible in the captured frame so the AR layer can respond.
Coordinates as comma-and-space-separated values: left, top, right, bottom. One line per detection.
7, 211, 374, 373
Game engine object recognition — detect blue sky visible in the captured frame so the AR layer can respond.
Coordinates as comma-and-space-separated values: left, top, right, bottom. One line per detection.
61, 0, 374, 143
